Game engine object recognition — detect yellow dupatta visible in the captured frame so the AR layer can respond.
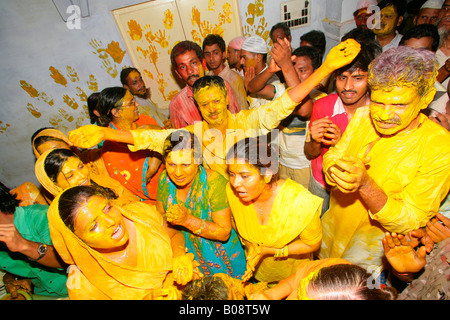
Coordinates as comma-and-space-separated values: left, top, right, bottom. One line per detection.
227, 179, 322, 247
35, 149, 140, 203
47, 188, 173, 300
226, 179, 323, 282
32, 128, 73, 159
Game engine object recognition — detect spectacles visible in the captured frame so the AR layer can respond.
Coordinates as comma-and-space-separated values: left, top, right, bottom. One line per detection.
120, 98, 137, 108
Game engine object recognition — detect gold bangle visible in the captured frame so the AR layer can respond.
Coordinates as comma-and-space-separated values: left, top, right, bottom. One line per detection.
274, 246, 288, 258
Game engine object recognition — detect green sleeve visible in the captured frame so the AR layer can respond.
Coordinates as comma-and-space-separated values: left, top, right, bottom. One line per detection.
207, 171, 229, 212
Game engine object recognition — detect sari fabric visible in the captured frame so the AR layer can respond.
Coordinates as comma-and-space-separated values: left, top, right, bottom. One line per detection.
226, 179, 323, 283
101, 115, 164, 204
157, 166, 246, 278
47, 190, 173, 300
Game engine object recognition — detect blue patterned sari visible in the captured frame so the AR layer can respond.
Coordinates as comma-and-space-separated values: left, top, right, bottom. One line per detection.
157, 166, 246, 278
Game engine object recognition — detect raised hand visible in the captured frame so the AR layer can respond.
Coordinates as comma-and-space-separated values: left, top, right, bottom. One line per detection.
322, 39, 361, 72
68, 125, 105, 149
166, 204, 189, 226
383, 232, 427, 274
328, 156, 370, 193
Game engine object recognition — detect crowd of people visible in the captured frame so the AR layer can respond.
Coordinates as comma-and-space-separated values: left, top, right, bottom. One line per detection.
1, 0, 449, 301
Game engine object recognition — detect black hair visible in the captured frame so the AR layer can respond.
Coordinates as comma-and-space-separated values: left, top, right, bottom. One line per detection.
120, 67, 140, 86
96, 87, 128, 127
182, 276, 229, 300
87, 92, 100, 124
300, 30, 326, 55
292, 46, 322, 70
31, 127, 54, 145
170, 40, 204, 68
270, 22, 291, 39
341, 27, 376, 43
0, 181, 19, 215
202, 34, 226, 52
58, 185, 116, 232
44, 148, 80, 183
44, 148, 117, 200
335, 39, 382, 75
308, 264, 398, 300
192, 75, 227, 97
226, 135, 279, 184
399, 23, 440, 52
377, 0, 407, 17
33, 136, 68, 153
162, 130, 202, 165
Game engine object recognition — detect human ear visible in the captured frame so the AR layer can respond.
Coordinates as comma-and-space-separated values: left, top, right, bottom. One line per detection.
263, 170, 273, 184
111, 108, 121, 118
421, 87, 437, 110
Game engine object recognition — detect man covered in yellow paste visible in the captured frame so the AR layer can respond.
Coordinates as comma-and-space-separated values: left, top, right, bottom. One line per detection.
318, 46, 450, 277
68, 40, 361, 179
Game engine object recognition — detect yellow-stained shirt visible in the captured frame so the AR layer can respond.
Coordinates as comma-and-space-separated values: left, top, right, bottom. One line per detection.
128, 89, 297, 178
320, 106, 450, 270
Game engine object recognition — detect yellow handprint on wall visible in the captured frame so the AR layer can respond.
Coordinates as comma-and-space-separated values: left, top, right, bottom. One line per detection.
127, 20, 143, 40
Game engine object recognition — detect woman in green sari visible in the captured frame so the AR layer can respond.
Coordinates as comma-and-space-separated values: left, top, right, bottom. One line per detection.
156, 130, 246, 279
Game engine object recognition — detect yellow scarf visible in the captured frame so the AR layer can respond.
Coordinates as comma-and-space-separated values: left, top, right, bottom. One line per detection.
48, 188, 173, 299
32, 128, 73, 159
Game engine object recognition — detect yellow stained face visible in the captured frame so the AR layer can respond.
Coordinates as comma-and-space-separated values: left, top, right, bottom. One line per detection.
165, 150, 199, 189
56, 156, 91, 189
194, 85, 229, 127
228, 162, 266, 203
73, 195, 129, 250
373, 5, 401, 36
115, 90, 139, 123
124, 71, 147, 97
370, 86, 427, 136
239, 49, 258, 72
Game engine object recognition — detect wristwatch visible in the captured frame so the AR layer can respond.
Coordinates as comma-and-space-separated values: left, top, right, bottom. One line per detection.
28, 243, 48, 262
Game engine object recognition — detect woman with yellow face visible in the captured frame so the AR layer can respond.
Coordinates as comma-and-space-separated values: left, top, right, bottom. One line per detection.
226, 136, 323, 283
35, 148, 140, 204
47, 184, 174, 299
156, 131, 246, 279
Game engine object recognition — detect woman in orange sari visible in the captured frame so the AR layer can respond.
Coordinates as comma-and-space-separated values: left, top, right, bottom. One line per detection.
94, 87, 164, 204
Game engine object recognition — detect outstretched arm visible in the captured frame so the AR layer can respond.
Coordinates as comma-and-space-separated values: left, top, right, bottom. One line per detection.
68, 125, 135, 149
287, 39, 360, 104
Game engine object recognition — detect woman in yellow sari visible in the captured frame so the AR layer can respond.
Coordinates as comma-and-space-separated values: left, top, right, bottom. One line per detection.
225, 136, 323, 284
35, 148, 140, 203
47, 184, 174, 299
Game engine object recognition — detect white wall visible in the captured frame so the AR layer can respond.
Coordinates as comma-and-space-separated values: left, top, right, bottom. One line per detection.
0, 0, 357, 188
